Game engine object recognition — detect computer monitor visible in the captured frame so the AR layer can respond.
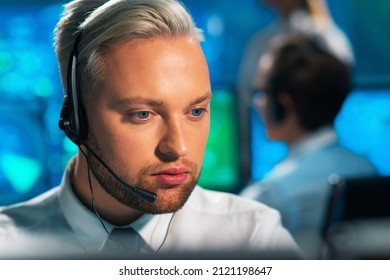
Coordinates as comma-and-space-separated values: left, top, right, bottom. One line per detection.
198, 86, 240, 192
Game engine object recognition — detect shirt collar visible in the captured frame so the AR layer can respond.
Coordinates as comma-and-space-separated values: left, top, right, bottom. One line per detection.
58, 159, 174, 254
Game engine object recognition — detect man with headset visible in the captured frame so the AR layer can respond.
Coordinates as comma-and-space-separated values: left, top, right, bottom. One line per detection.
240, 33, 377, 258
0, 0, 298, 258
236, 0, 354, 183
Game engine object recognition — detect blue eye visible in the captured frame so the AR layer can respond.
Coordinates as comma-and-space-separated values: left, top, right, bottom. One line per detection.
191, 108, 204, 117
125, 110, 154, 124
136, 111, 150, 119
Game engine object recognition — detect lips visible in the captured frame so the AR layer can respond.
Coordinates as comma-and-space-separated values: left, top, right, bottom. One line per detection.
152, 167, 190, 185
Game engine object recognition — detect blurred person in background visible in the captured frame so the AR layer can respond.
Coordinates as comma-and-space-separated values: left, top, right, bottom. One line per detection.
237, 0, 354, 102
236, 0, 354, 182
240, 33, 377, 259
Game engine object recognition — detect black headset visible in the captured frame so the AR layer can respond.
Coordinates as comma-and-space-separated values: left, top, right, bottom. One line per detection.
58, 32, 88, 145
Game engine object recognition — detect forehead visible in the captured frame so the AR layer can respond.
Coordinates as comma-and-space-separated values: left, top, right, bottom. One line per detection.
98, 36, 210, 103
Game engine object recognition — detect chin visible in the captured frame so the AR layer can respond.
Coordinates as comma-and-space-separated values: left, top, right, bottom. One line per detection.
153, 186, 195, 212
122, 183, 195, 214
266, 132, 278, 141
265, 127, 284, 141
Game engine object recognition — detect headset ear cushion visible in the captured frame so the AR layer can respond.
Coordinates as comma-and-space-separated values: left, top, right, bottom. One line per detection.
265, 75, 285, 123
271, 94, 286, 122
58, 96, 88, 145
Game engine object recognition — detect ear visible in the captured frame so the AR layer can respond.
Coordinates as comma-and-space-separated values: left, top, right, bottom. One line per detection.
277, 92, 296, 116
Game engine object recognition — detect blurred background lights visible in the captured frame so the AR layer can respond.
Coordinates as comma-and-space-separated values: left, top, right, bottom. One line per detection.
207, 14, 224, 37
0, 153, 41, 194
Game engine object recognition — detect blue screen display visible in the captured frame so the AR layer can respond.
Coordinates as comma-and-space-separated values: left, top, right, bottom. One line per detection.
335, 90, 390, 175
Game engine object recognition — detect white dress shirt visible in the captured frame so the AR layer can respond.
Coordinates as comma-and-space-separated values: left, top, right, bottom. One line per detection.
0, 160, 298, 258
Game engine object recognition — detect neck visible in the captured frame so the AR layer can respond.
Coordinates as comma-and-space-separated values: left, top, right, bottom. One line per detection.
282, 122, 309, 148
70, 152, 143, 226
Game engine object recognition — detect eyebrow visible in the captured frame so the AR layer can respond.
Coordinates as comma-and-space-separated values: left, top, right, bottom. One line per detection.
115, 97, 164, 108
114, 91, 212, 108
188, 91, 212, 106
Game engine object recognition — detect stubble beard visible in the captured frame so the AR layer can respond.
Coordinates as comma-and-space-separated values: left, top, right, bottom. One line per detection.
86, 135, 199, 214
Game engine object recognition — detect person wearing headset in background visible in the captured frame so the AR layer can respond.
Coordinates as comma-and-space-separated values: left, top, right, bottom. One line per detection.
236, 0, 354, 173
240, 33, 377, 259
0, 0, 299, 258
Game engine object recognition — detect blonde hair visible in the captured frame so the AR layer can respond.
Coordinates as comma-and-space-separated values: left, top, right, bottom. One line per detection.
54, 0, 203, 102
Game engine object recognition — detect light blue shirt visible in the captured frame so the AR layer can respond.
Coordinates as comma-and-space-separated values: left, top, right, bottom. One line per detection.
0, 160, 299, 258
241, 127, 377, 257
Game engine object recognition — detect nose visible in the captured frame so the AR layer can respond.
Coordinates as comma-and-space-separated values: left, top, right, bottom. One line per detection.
157, 117, 189, 161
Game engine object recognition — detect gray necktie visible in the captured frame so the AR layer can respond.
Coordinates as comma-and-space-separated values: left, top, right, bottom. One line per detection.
100, 227, 151, 256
